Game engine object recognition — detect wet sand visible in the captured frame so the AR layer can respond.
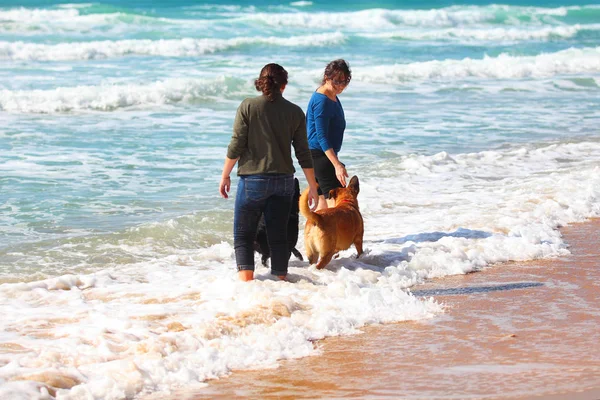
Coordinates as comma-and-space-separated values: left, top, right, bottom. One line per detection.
163, 219, 600, 400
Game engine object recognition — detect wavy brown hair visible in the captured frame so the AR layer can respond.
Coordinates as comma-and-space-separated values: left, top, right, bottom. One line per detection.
254, 63, 288, 102
321, 59, 352, 86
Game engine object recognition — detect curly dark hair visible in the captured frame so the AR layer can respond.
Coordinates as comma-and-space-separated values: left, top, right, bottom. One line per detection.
254, 63, 288, 102
321, 59, 352, 86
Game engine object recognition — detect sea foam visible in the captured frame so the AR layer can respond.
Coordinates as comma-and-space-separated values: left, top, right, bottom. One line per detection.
2, 47, 599, 113
1, 141, 600, 399
356, 46, 600, 82
0, 33, 345, 61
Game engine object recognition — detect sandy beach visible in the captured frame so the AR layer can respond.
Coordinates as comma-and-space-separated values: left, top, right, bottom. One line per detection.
153, 218, 600, 400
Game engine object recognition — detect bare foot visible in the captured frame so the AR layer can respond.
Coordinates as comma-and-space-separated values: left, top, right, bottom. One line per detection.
239, 270, 254, 281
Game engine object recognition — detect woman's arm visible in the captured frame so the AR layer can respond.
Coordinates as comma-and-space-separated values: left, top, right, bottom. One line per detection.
313, 99, 348, 187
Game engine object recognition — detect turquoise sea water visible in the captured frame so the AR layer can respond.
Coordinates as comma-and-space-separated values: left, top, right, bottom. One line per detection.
2, 0, 599, 263
0, 1, 599, 398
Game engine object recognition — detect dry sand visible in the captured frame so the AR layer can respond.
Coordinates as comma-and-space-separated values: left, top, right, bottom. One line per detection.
163, 219, 600, 400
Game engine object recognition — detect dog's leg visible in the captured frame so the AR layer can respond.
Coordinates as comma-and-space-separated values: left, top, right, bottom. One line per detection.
315, 251, 335, 270
306, 247, 318, 265
354, 235, 364, 258
305, 240, 318, 265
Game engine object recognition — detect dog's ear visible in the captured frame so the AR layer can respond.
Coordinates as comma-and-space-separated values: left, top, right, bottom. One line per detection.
348, 176, 359, 195
328, 188, 338, 200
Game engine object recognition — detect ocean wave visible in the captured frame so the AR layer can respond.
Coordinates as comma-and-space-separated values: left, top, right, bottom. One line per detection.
0, 7, 80, 22
0, 32, 344, 61
354, 141, 600, 288
290, 1, 313, 7
3, 46, 599, 113
0, 7, 188, 35
244, 5, 600, 29
0, 251, 442, 398
0, 76, 246, 113
1, 140, 599, 398
360, 24, 600, 42
1, 4, 599, 35
357, 46, 600, 82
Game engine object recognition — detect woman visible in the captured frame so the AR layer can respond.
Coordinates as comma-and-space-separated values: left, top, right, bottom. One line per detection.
219, 63, 319, 282
306, 59, 351, 210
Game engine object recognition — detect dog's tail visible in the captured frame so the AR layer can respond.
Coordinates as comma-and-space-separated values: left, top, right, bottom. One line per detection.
291, 248, 304, 261
299, 187, 324, 226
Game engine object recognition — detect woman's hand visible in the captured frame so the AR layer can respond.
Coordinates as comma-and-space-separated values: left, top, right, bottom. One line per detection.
308, 185, 320, 211
301, 167, 320, 211
219, 157, 238, 199
334, 162, 348, 187
219, 176, 231, 198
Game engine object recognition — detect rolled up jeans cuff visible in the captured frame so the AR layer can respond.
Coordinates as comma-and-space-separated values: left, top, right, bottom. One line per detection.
237, 264, 254, 272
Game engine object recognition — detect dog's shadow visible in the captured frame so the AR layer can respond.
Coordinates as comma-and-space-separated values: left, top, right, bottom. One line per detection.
256, 228, 494, 279
306, 227, 494, 272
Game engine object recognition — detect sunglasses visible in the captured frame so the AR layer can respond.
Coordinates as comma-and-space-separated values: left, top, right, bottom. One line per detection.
331, 77, 350, 87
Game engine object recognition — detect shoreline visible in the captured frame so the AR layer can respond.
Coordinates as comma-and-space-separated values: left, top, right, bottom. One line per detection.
154, 218, 600, 400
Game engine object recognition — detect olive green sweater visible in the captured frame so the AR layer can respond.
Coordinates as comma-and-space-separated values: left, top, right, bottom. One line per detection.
226, 93, 313, 176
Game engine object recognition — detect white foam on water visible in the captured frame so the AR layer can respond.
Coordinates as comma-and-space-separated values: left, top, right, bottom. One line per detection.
360, 24, 598, 43
290, 1, 313, 7
1, 4, 596, 37
0, 247, 441, 399
0, 33, 345, 61
358, 141, 600, 254
356, 46, 600, 83
2, 46, 599, 113
1, 140, 599, 398
0, 7, 194, 36
241, 4, 594, 30
0, 76, 246, 113
57, 3, 94, 9
0, 7, 81, 22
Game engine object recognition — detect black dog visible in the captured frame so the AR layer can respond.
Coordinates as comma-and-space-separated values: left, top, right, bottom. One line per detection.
254, 177, 304, 266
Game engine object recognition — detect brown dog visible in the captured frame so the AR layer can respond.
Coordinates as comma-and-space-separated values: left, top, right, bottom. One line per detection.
299, 176, 364, 270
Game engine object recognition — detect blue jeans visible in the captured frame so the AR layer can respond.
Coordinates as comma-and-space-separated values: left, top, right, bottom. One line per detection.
234, 174, 294, 276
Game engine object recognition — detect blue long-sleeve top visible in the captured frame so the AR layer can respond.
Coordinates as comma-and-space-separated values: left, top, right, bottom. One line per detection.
306, 92, 346, 154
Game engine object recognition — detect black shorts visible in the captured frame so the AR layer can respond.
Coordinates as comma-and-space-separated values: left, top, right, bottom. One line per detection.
310, 149, 343, 199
